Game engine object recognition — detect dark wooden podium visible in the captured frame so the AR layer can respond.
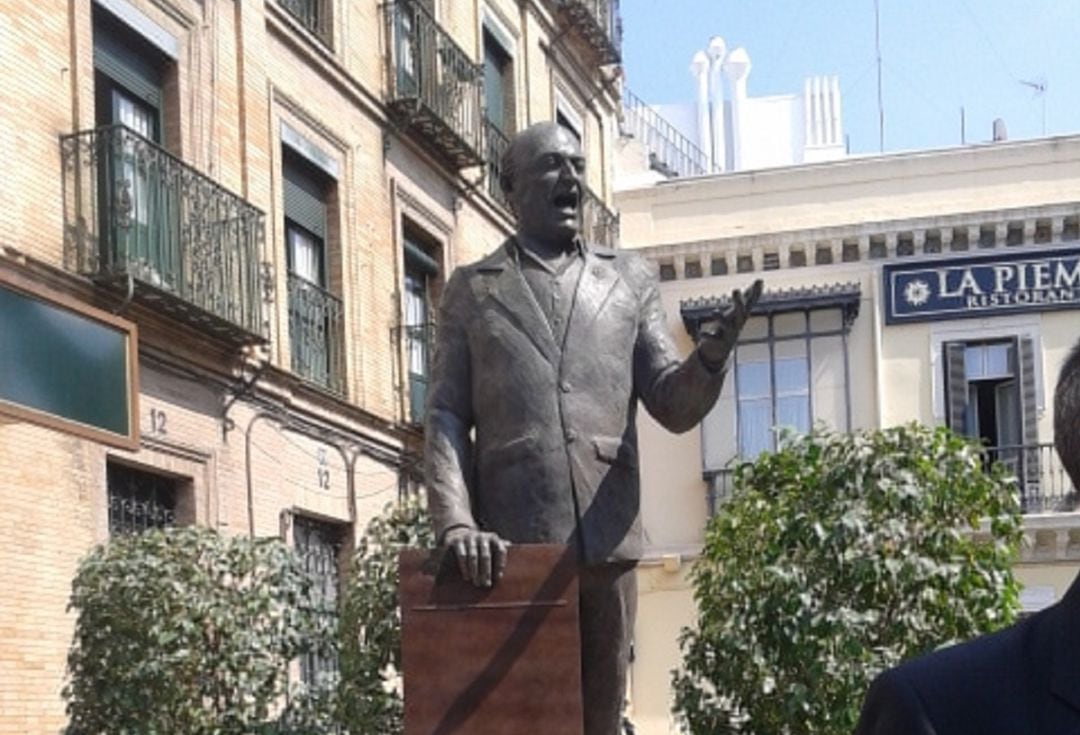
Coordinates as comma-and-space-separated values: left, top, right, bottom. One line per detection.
399, 544, 584, 735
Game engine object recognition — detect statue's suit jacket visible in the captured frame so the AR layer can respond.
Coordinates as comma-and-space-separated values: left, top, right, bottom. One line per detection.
425, 239, 725, 564
854, 571, 1080, 735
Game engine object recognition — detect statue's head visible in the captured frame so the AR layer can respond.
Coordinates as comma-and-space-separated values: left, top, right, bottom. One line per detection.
500, 122, 585, 247
1055, 338, 1080, 488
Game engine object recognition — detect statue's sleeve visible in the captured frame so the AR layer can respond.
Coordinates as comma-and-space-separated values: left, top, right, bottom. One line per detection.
630, 255, 727, 434
424, 268, 477, 541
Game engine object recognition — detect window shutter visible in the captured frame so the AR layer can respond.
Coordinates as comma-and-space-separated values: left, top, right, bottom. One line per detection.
1017, 336, 1041, 502
944, 342, 968, 434
283, 158, 328, 240
404, 238, 439, 275
93, 18, 163, 109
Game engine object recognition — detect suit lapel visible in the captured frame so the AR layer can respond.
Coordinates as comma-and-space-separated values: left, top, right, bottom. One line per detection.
481, 242, 559, 366
563, 249, 621, 356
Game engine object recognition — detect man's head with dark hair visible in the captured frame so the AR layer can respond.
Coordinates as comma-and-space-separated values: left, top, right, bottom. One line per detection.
1055, 338, 1080, 488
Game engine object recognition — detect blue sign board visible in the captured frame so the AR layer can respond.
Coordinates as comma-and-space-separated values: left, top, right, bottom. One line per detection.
884, 246, 1080, 324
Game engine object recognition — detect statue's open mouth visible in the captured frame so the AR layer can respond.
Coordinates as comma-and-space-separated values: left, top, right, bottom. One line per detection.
552, 190, 579, 211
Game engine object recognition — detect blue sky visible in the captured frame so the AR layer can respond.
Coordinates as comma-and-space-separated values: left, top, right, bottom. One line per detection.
621, 0, 1080, 155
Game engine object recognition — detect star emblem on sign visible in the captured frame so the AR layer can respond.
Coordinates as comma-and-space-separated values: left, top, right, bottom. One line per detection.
903, 278, 932, 307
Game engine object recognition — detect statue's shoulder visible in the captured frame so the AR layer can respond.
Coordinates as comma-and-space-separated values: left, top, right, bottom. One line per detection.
592, 246, 657, 289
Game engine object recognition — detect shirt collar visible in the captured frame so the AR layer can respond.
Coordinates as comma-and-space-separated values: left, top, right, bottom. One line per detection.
512, 234, 587, 274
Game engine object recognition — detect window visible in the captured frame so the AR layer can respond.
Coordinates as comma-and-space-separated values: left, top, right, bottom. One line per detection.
483, 28, 514, 136
93, 7, 175, 282
294, 516, 344, 685
107, 462, 178, 536
403, 229, 439, 424
943, 336, 1042, 509
733, 308, 851, 458
283, 150, 343, 393
278, 0, 332, 45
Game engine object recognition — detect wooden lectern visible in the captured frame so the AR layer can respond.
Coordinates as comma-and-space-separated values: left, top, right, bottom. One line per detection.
399, 544, 583, 735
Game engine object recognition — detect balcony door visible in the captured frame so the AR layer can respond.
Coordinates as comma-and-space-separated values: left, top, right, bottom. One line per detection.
394, 0, 436, 98
944, 337, 1040, 506
93, 8, 174, 286
403, 232, 438, 424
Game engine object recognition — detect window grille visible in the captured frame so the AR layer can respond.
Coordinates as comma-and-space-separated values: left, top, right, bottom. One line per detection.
107, 462, 177, 536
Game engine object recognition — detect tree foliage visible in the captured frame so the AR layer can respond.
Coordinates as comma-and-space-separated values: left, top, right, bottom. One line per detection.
64, 526, 335, 734
338, 494, 433, 735
674, 424, 1022, 735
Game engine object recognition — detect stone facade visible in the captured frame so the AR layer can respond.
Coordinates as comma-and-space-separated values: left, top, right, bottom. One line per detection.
0, 0, 622, 730
614, 134, 1080, 735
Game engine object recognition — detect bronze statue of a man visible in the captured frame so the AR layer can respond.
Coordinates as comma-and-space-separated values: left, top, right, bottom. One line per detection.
425, 121, 761, 735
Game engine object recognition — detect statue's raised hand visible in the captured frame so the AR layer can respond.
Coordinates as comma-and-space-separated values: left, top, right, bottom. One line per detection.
697, 279, 764, 371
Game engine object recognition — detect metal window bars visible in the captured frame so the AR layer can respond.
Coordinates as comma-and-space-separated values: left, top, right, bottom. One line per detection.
287, 272, 346, 396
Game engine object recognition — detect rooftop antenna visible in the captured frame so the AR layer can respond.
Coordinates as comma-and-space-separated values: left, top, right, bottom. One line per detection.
1019, 77, 1047, 135
874, 0, 884, 152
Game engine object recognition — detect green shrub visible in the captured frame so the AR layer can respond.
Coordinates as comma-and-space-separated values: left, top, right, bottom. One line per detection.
338, 494, 433, 735
64, 526, 334, 734
674, 424, 1022, 735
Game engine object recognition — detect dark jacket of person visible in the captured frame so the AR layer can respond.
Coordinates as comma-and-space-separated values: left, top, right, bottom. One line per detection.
424, 239, 725, 564
854, 572, 1080, 735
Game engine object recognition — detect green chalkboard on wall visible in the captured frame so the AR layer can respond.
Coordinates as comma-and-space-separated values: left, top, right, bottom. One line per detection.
0, 273, 138, 448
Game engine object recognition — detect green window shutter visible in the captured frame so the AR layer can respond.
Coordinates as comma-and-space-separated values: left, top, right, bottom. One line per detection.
283, 157, 328, 239
944, 341, 968, 434
93, 14, 163, 109
404, 238, 439, 275
1017, 336, 1042, 492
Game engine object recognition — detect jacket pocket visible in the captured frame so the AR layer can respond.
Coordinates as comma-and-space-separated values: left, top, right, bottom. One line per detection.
593, 435, 638, 469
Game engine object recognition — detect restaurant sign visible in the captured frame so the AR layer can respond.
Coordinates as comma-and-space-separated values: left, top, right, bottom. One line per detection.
884, 246, 1080, 324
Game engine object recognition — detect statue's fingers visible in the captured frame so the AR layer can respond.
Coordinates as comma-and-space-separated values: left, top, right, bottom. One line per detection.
466, 537, 480, 584
478, 539, 493, 587
493, 538, 509, 580
453, 538, 470, 582
747, 279, 765, 308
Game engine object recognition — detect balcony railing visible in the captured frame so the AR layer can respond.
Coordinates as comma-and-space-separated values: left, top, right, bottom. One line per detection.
278, 0, 332, 46
706, 442, 1077, 517
582, 185, 619, 249
385, 0, 484, 168
61, 125, 266, 345
553, 0, 622, 64
288, 273, 345, 396
622, 88, 710, 178
484, 118, 511, 208
990, 443, 1078, 514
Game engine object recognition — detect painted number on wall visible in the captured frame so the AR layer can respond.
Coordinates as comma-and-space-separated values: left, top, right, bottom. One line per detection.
317, 448, 331, 490
149, 408, 167, 435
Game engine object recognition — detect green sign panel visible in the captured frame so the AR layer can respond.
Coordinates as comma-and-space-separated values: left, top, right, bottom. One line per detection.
0, 280, 136, 446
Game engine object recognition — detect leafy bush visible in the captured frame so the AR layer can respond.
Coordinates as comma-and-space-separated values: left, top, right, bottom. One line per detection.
674, 424, 1022, 735
64, 526, 334, 734
338, 494, 433, 735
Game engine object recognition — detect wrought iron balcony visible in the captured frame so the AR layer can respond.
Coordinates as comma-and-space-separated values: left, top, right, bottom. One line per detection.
385, 0, 484, 168
582, 185, 619, 249
278, 0, 332, 46
61, 125, 266, 345
287, 273, 345, 396
622, 88, 710, 178
395, 321, 435, 425
553, 0, 622, 65
707, 442, 1077, 518
989, 443, 1078, 514
484, 118, 511, 208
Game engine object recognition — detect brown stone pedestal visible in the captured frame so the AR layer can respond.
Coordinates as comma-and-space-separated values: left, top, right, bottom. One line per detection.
399, 544, 584, 735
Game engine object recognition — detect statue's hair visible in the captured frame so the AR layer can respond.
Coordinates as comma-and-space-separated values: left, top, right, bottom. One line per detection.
1055, 337, 1080, 487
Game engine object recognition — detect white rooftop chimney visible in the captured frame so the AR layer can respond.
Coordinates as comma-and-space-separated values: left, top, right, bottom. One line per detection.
706, 36, 727, 172
690, 51, 711, 169
723, 47, 751, 171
